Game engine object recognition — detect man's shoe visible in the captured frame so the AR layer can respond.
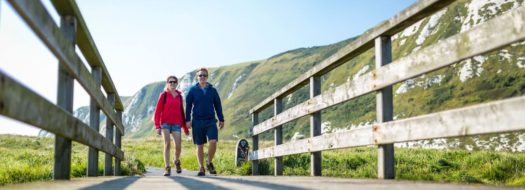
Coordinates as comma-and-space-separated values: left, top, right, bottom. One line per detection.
197, 167, 205, 176
207, 162, 217, 175
175, 160, 182, 174
163, 166, 171, 176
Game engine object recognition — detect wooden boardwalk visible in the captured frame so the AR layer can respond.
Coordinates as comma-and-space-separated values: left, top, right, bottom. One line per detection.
2, 167, 523, 190
2, 0, 525, 189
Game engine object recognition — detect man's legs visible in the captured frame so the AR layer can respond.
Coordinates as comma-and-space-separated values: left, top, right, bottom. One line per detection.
206, 120, 219, 174
196, 144, 205, 168
193, 120, 206, 169
208, 140, 217, 164
196, 144, 206, 176
206, 140, 217, 175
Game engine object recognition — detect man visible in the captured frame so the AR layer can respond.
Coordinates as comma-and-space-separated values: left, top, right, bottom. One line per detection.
185, 67, 225, 176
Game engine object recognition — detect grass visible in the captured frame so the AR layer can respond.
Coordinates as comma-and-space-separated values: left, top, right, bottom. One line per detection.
125, 137, 525, 186
123, 136, 250, 175
2, 135, 525, 187
0, 135, 145, 186
250, 147, 525, 186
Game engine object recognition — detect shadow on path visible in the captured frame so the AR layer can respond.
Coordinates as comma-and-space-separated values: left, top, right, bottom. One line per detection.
79, 176, 140, 190
207, 176, 309, 190
169, 176, 230, 190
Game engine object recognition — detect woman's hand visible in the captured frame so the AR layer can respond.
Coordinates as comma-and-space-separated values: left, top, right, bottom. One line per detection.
156, 128, 161, 136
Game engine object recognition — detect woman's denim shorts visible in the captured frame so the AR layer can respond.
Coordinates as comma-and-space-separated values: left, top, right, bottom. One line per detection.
161, 124, 181, 133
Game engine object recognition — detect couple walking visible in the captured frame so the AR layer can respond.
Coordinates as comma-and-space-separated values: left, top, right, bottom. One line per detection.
153, 68, 224, 176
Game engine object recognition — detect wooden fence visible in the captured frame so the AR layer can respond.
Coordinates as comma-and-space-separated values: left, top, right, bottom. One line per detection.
0, 0, 125, 179
248, 0, 525, 179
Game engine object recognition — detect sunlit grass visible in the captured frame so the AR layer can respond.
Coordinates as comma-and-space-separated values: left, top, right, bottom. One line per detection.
2, 135, 525, 187
0, 135, 145, 186
123, 136, 247, 175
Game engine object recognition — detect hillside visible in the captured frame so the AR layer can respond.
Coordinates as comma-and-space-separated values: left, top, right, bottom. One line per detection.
64, 0, 525, 151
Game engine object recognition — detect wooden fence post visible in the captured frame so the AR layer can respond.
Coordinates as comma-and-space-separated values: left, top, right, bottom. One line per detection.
114, 111, 123, 176
54, 15, 76, 180
274, 99, 283, 176
310, 76, 322, 176
104, 93, 115, 176
375, 36, 395, 179
87, 67, 101, 176
251, 112, 259, 175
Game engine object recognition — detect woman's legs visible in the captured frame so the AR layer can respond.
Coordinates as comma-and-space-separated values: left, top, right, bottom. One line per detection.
171, 132, 182, 161
162, 128, 171, 168
171, 132, 182, 173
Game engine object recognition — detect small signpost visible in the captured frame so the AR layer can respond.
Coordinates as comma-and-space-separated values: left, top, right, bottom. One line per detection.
235, 139, 250, 167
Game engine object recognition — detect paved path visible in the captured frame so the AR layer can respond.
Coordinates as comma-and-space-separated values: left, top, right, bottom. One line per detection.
144, 166, 200, 176
3, 167, 523, 190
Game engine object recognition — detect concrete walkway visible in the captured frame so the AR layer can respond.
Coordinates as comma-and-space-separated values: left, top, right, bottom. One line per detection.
2, 167, 523, 190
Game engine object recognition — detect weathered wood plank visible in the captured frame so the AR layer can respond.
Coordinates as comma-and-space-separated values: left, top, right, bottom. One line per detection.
7, 0, 125, 135
0, 71, 123, 160
2, 175, 515, 190
252, 5, 525, 136
251, 113, 259, 176
249, 0, 455, 114
53, 14, 76, 180
114, 111, 123, 176
375, 36, 394, 179
88, 67, 101, 177
274, 99, 283, 176
50, 0, 123, 111
249, 95, 525, 160
310, 76, 321, 176
105, 93, 115, 176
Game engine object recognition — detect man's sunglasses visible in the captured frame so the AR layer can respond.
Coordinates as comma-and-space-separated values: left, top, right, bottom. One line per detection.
198, 75, 208, 78
168, 81, 177, 84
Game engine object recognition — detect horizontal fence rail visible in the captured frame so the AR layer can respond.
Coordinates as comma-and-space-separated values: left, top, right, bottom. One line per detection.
0, 71, 124, 160
250, 95, 525, 160
251, 3, 525, 136
2, 0, 126, 179
7, 0, 125, 135
248, 0, 525, 179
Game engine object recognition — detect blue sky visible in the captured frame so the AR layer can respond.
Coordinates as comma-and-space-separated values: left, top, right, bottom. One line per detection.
0, 0, 415, 136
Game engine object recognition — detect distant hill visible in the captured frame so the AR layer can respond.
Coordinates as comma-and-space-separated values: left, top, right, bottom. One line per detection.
61, 0, 525, 152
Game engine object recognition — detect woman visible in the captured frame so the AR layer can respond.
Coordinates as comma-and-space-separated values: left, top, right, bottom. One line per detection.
153, 75, 189, 176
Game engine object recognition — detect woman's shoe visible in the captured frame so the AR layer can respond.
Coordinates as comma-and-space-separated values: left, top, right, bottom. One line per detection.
163, 166, 171, 176
175, 160, 182, 174
197, 167, 205, 176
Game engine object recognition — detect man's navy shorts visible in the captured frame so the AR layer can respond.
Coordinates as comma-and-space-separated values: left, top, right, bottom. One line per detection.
192, 119, 218, 145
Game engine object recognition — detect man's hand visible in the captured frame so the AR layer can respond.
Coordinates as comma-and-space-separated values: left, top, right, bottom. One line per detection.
156, 128, 161, 136
186, 121, 192, 129
219, 121, 224, 130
